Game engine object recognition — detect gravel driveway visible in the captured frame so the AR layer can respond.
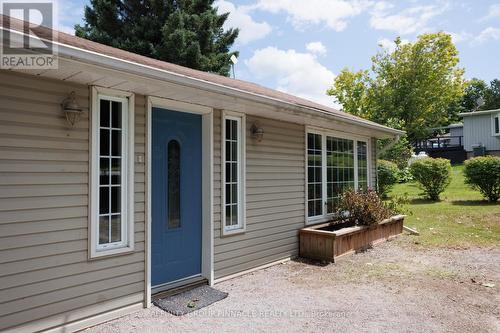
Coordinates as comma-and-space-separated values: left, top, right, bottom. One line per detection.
83, 237, 499, 333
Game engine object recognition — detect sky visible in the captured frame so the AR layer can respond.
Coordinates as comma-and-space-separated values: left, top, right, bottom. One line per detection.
54, 0, 500, 108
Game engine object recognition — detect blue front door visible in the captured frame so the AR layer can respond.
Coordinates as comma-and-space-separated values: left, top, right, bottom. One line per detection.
152, 108, 202, 287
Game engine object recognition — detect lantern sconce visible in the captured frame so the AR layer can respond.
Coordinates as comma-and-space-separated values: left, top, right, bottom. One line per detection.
250, 122, 264, 142
61, 91, 86, 128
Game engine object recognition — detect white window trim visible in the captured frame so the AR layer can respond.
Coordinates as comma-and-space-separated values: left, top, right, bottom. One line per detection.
89, 86, 135, 259
221, 110, 246, 236
492, 113, 500, 136
305, 127, 371, 225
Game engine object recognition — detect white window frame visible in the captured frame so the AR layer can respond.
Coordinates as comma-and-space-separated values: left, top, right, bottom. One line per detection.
492, 113, 500, 136
221, 110, 246, 236
305, 127, 371, 225
89, 86, 135, 258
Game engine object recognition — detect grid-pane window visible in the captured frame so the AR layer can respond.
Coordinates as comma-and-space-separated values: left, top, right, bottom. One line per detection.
307, 131, 369, 221
357, 141, 368, 191
326, 137, 354, 213
307, 133, 323, 217
224, 116, 242, 230
91, 89, 133, 258
98, 99, 124, 246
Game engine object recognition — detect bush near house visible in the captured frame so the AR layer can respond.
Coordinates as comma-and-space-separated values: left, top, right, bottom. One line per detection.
397, 167, 414, 183
378, 135, 414, 169
410, 158, 452, 201
337, 189, 394, 227
389, 164, 500, 248
377, 160, 399, 197
464, 156, 500, 202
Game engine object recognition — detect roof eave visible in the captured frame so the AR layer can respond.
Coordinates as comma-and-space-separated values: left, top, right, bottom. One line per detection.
1, 25, 403, 138
459, 109, 500, 117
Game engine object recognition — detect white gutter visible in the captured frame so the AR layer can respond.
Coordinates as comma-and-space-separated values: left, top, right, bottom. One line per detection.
459, 109, 500, 117
2, 26, 404, 137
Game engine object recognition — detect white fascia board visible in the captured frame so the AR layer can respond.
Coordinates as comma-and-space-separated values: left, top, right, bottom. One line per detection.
1, 26, 403, 137
459, 109, 500, 117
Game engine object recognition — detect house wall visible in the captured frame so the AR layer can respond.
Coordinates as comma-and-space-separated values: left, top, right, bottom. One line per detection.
213, 110, 305, 278
0, 70, 382, 329
449, 126, 463, 146
0, 71, 146, 332
463, 115, 500, 152
212, 110, 379, 279
449, 126, 463, 137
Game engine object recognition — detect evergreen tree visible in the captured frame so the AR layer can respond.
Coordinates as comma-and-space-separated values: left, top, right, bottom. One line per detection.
460, 78, 488, 112
484, 79, 500, 110
459, 78, 500, 112
75, 0, 239, 76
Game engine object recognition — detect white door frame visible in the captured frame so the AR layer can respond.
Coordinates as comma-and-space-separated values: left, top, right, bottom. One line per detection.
145, 96, 214, 307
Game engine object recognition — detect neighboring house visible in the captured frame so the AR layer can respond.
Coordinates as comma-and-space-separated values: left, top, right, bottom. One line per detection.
414, 109, 500, 163
445, 123, 464, 146
0, 17, 402, 332
460, 109, 500, 157
413, 123, 466, 164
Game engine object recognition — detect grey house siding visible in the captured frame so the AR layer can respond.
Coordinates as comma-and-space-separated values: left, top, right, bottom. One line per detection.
213, 110, 306, 279
449, 127, 463, 137
0, 71, 145, 331
463, 115, 500, 153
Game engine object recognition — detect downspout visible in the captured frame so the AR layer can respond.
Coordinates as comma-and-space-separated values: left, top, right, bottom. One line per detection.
377, 134, 401, 158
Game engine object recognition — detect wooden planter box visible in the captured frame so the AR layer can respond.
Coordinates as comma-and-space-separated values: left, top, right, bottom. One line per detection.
299, 215, 405, 262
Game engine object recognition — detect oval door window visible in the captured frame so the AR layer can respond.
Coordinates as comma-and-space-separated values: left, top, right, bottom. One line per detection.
167, 140, 181, 229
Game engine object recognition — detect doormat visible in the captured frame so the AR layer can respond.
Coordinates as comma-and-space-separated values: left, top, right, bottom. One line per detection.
153, 285, 228, 316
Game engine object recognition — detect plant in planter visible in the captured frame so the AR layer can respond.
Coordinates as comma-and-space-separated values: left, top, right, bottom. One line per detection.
300, 189, 404, 262
337, 189, 394, 227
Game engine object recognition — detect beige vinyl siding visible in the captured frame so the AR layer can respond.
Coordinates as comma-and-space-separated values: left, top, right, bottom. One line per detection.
213, 110, 305, 279
213, 112, 379, 279
0, 71, 145, 332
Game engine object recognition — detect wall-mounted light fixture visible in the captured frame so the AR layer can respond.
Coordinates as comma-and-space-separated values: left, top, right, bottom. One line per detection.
61, 91, 85, 128
250, 122, 264, 142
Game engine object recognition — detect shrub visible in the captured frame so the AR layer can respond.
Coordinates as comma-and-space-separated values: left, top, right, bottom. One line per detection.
377, 160, 399, 197
378, 135, 413, 169
410, 158, 451, 201
464, 156, 500, 202
397, 167, 414, 183
385, 193, 413, 216
337, 189, 394, 227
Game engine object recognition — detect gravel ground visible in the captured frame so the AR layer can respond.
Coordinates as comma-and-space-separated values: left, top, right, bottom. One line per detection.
83, 237, 500, 333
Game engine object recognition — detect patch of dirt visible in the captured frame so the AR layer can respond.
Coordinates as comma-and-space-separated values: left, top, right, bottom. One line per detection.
83, 236, 500, 333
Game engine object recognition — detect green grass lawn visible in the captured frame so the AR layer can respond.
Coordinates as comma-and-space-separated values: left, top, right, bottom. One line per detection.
389, 164, 500, 248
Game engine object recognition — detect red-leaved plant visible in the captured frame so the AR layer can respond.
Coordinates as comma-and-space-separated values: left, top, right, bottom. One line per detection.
337, 189, 394, 227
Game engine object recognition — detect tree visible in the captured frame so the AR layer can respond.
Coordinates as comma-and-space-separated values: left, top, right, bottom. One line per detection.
326, 69, 370, 117
483, 79, 500, 110
328, 33, 466, 142
459, 78, 500, 112
75, 0, 239, 76
378, 135, 413, 169
460, 78, 488, 112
